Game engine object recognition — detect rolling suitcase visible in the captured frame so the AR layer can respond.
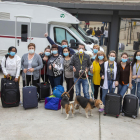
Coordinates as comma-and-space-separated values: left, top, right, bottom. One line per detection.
1, 77, 20, 107
104, 86, 122, 118
22, 74, 38, 109
122, 80, 139, 119
37, 67, 50, 102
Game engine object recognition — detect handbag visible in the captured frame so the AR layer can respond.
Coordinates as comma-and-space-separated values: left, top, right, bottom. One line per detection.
53, 85, 64, 99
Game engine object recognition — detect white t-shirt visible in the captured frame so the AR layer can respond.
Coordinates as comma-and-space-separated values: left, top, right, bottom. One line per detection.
1, 55, 21, 78
103, 30, 108, 38
26, 58, 33, 75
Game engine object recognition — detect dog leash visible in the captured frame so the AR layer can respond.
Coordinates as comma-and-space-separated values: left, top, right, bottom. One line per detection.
85, 71, 94, 99
67, 70, 86, 94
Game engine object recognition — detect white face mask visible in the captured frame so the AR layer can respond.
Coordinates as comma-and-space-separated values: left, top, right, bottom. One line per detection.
79, 49, 83, 54
28, 49, 34, 54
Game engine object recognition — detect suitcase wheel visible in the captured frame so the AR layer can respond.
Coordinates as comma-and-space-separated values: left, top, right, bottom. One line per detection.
132, 115, 136, 119
36, 106, 38, 109
116, 115, 119, 118
104, 113, 107, 116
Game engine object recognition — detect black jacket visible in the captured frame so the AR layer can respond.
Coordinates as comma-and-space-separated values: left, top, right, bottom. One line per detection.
70, 53, 92, 78
100, 62, 120, 87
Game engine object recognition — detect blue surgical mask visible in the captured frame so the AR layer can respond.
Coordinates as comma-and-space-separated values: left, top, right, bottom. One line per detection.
28, 49, 35, 54
92, 55, 96, 60
121, 58, 127, 63
62, 45, 67, 48
9, 51, 16, 56
93, 49, 98, 54
63, 52, 69, 57
136, 56, 140, 60
109, 57, 115, 61
98, 56, 104, 60
45, 52, 50, 56
52, 50, 58, 55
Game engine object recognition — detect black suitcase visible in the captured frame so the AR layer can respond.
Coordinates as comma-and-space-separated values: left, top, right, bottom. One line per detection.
122, 94, 139, 119
36, 67, 50, 102
22, 74, 38, 109
122, 81, 139, 119
104, 89, 122, 118
1, 77, 20, 107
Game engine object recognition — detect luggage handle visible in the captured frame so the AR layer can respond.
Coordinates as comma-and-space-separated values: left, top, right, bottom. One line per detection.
25, 72, 33, 86
39, 65, 46, 83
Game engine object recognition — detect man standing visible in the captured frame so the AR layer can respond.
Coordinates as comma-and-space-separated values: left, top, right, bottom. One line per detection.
70, 44, 91, 99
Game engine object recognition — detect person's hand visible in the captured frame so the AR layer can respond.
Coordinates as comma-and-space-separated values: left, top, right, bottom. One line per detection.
53, 63, 55, 68
6, 74, 10, 78
129, 83, 132, 89
23, 69, 27, 73
49, 64, 52, 70
28, 68, 34, 72
39, 52, 43, 55
101, 75, 104, 79
73, 66, 76, 72
14, 78, 18, 82
43, 57, 48, 61
44, 33, 48, 37
85, 67, 88, 73
132, 75, 137, 79
115, 81, 119, 86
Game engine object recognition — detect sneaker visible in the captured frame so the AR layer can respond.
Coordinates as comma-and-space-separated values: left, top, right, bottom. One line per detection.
99, 108, 104, 112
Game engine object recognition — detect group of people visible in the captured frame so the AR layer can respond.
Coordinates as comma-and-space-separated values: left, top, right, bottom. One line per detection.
1, 32, 140, 112
86, 26, 108, 46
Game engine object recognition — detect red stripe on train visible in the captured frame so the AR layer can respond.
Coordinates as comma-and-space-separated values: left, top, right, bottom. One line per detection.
0, 35, 33, 40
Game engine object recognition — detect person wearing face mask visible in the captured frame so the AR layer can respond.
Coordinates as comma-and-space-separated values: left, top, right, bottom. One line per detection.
118, 53, 131, 98
39, 46, 51, 83
44, 33, 75, 55
63, 47, 74, 101
131, 50, 140, 106
100, 50, 120, 108
47, 44, 64, 89
21, 43, 43, 87
90, 51, 107, 110
91, 44, 100, 62
1, 46, 21, 83
88, 45, 100, 97
70, 44, 91, 99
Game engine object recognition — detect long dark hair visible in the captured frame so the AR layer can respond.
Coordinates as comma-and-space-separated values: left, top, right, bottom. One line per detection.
132, 50, 140, 67
5, 46, 17, 58
62, 47, 71, 57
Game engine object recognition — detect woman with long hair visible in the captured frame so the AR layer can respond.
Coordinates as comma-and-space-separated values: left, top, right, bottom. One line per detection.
100, 50, 120, 111
131, 50, 140, 106
118, 52, 131, 98
91, 51, 107, 111
63, 47, 74, 101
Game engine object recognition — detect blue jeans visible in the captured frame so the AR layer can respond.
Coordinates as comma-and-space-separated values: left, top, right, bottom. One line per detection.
118, 84, 128, 98
48, 75, 62, 90
131, 80, 140, 106
102, 80, 115, 105
88, 77, 94, 98
100, 35, 104, 46
74, 78, 90, 99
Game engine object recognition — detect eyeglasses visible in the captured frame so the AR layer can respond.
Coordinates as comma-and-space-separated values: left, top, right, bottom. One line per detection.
136, 55, 140, 56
